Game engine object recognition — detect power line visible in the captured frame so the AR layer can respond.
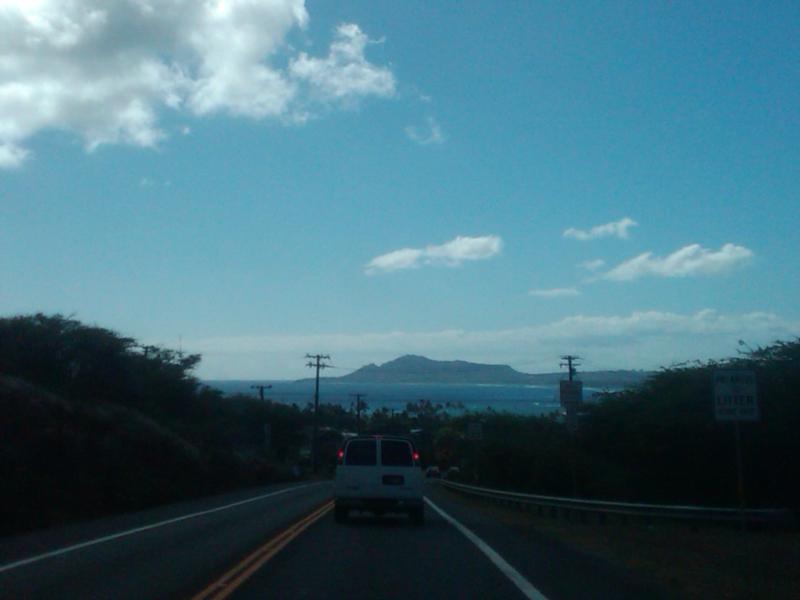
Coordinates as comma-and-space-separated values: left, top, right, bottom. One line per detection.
306, 354, 331, 473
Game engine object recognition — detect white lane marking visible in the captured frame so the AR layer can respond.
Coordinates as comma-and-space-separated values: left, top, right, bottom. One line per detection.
0, 482, 326, 574
425, 497, 549, 600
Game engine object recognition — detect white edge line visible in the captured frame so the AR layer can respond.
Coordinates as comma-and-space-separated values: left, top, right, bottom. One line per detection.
0, 482, 324, 574
424, 497, 549, 600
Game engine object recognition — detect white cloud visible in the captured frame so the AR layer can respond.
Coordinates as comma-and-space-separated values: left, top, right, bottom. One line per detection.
289, 23, 395, 105
364, 247, 424, 274
405, 116, 444, 145
183, 309, 799, 378
365, 235, 502, 275
0, 1, 395, 168
564, 217, 638, 241
0, 143, 28, 168
579, 259, 606, 271
602, 243, 753, 281
529, 288, 580, 298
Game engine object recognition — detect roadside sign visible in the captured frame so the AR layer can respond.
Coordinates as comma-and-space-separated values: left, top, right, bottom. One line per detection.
466, 421, 483, 441
714, 370, 758, 422
559, 380, 583, 408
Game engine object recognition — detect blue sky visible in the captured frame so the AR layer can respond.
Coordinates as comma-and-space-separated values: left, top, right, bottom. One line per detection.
1, 1, 798, 378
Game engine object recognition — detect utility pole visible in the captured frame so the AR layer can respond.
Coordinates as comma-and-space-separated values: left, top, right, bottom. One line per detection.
350, 393, 367, 435
560, 355, 582, 498
306, 354, 331, 473
250, 384, 272, 401
560, 355, 581, 381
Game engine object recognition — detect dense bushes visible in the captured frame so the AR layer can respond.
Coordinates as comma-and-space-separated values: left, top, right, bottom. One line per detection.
0, 315, 311, 535
436, 339, 800, 511
579, 341, 800, 508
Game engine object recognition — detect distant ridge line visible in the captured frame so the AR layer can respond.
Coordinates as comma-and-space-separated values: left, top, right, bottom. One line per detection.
292, 355, 651, 387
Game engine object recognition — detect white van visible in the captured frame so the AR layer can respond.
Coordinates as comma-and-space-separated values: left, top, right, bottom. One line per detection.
334, 435, 424, 524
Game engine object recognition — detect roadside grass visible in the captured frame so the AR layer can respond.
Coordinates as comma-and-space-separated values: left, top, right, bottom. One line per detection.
441, 488, 799, 600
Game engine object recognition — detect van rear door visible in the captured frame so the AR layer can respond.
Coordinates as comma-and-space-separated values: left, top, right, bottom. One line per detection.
337, 439, 380, 498
378, 439, 421, 498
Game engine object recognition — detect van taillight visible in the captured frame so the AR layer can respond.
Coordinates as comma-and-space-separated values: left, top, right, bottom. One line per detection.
337, 449, 344, 464
412, 451, 420, 462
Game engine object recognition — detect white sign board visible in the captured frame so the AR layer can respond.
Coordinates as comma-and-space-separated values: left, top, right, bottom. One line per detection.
714, 370, 758, 422
560, 380, 583, 407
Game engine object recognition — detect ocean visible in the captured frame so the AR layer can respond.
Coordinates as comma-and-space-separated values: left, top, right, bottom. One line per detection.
203, 380, 606, 416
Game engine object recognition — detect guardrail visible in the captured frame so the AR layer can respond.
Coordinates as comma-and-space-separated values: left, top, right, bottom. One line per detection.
439, 480, 794, 527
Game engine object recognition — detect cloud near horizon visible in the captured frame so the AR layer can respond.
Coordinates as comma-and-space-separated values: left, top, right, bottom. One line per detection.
365, 235, 502, 275
563, 217, 638, 241
182, 309, 799, 378
0, 0, 395, 168
602, 243, 753, 281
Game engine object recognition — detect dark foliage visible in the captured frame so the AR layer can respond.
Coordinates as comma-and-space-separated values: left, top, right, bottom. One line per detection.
0, 314, 308, 535
578, 340, 800, 508
436, 339, 800, 510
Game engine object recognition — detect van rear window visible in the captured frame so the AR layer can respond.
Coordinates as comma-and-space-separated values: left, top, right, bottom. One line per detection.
345, 440, 377, 466
381, 440, 413, 466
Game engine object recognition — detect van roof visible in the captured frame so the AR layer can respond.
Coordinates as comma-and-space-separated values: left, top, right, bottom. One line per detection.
345, 435, 415, 446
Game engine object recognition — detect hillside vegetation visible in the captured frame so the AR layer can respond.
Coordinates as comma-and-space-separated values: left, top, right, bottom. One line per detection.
0, 314, 322, 535
434, 339, 800, 511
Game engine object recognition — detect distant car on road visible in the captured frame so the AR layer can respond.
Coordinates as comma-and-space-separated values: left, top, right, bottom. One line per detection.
334, 435, 424, 524
425, 465, 441, 478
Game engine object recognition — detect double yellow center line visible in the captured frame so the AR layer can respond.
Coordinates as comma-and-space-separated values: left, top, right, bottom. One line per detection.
192, 500, 334, 600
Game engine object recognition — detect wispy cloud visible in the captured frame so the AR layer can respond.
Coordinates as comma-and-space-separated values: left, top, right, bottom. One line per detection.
579, 259, 606, 271
602, 243, 753, 281
0, 3, 395, 168
139, 177, 172, 189
564, 217, 638, 241
365, 235, 502, 275
529, 288, 580, 298
405, 116, 444, 145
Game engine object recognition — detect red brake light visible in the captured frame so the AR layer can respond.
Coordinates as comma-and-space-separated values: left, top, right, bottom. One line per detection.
412, 451, 420, 462
337, 449, 344, 462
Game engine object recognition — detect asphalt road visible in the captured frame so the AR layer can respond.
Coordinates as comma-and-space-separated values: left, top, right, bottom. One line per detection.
0, 481, 332, 600
0, 481, 673, 600
230, 483, 671, 600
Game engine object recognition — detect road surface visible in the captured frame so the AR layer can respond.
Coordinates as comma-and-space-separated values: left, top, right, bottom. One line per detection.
0, 481, 672, 599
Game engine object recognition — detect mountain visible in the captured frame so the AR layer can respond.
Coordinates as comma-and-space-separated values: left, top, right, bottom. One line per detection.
334, 355, 531, 384
326, 355, 650, 387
